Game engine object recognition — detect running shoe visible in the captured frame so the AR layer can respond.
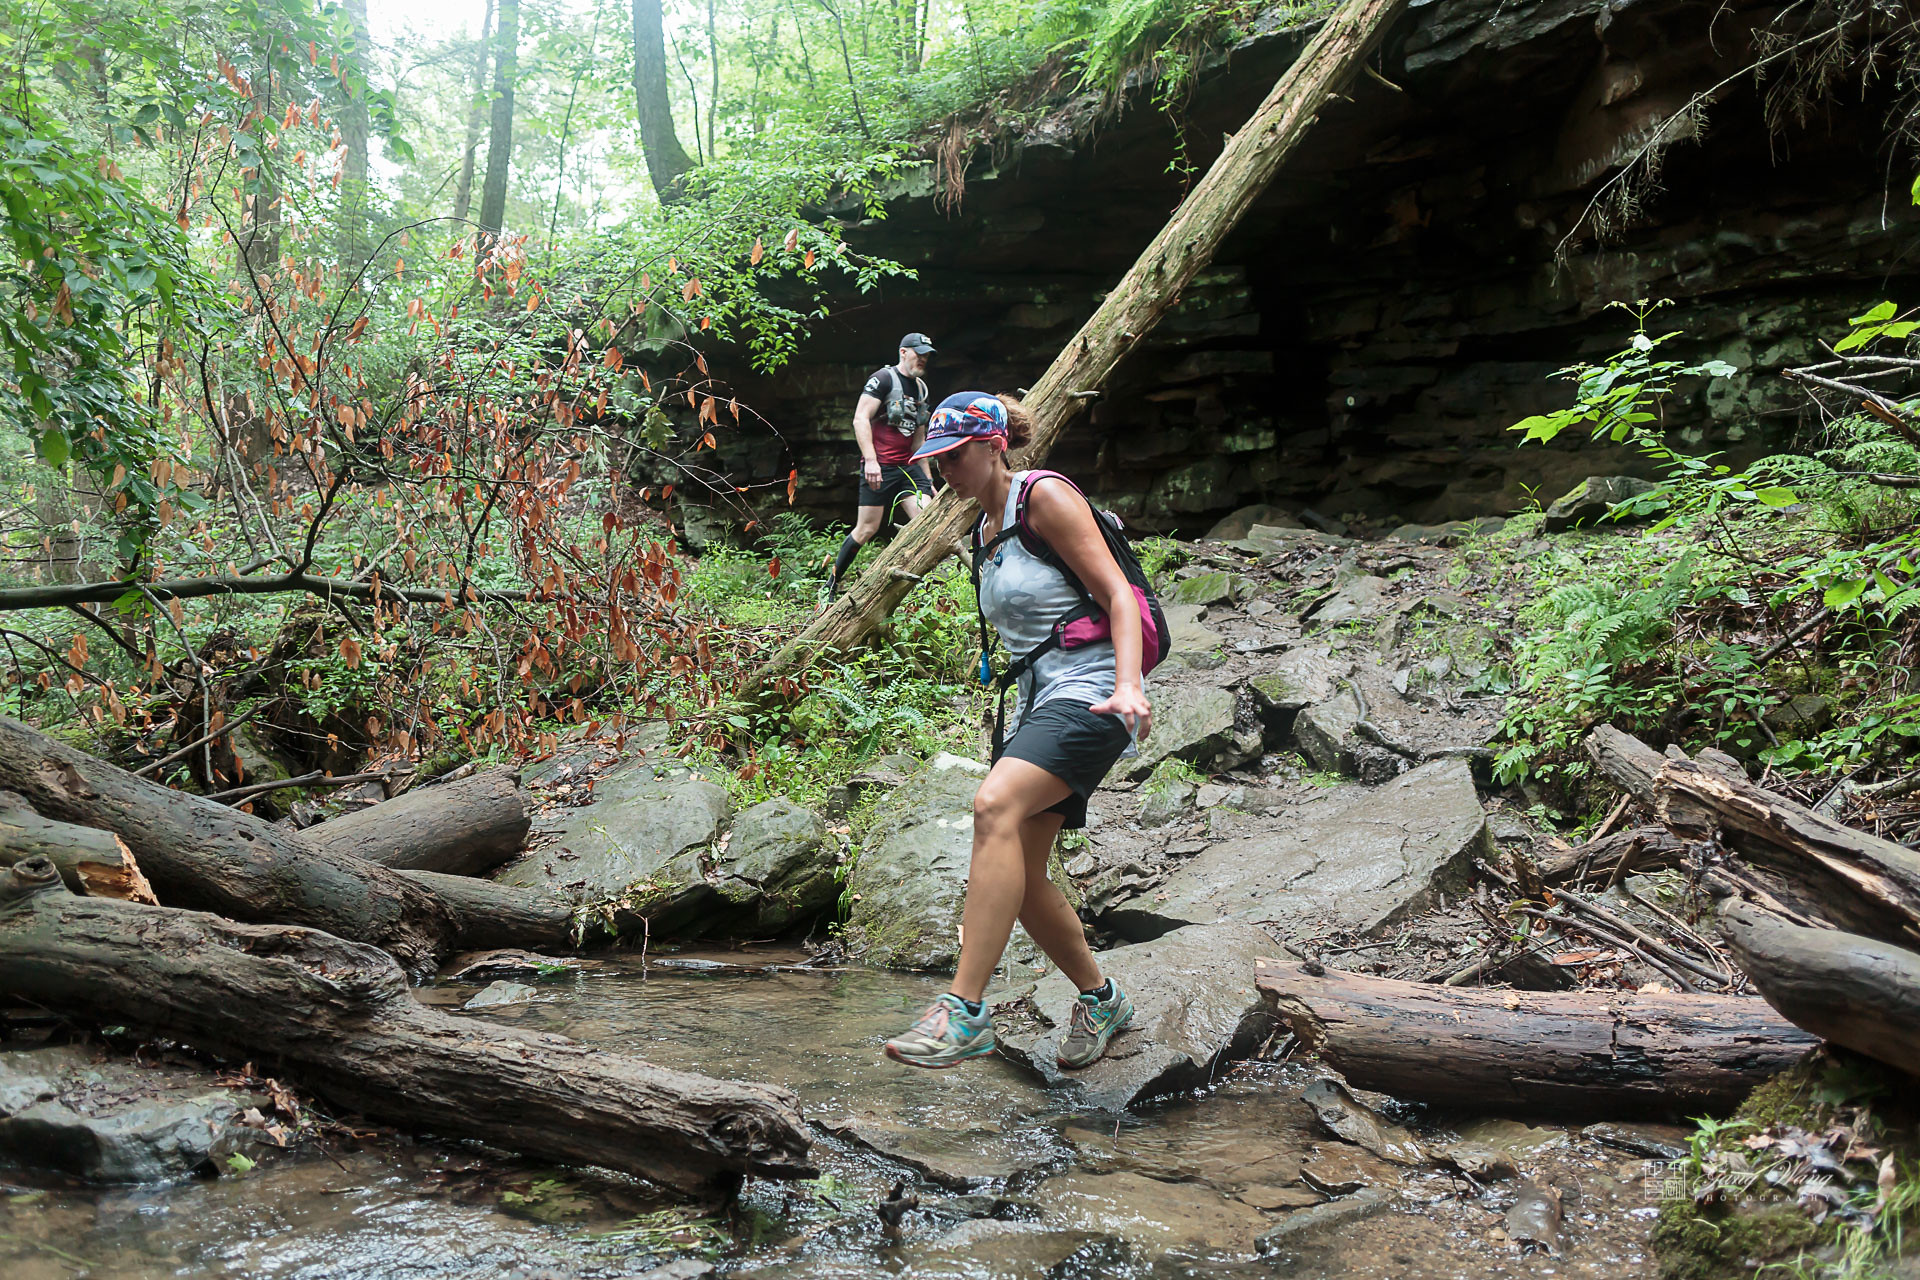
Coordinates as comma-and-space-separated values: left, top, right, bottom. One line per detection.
1058, 980, 1133, 1070
884, 994, 996, 1069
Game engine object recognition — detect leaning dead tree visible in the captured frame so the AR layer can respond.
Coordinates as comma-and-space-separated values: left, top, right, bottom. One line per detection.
747, 0, 1408, 696
0, 857, 811, 1196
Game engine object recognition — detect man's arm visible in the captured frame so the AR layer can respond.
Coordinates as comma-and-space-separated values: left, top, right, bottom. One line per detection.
853, 395, 884, 488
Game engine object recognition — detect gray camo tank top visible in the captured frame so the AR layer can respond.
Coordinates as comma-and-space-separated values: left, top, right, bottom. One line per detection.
977, 471, 1130, 734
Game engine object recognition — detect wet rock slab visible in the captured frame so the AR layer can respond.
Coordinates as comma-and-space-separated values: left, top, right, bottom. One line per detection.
1031, 1169, 1272, 1256
890, 1219, 1124, 1278
1255, 1187, 1391, 1254
1061, 1119, 1302, 1189
1101, 759, 1490, 941
735, 1218, 1123, 1279
992, 923, 1277, 1110
0, 1047, 264, 1184
820, 1113, 1049, 1189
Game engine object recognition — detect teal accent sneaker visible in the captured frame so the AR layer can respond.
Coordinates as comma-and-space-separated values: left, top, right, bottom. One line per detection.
1058, 980, 1133, 1070
884, 994, 996, 1069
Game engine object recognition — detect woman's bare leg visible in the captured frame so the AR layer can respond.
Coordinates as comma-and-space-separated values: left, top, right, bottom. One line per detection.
1013, 811, 1102, 991
950, 757, 1071, 1003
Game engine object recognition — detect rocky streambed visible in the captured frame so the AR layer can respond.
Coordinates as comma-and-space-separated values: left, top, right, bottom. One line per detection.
0, 948, 1680, 1278
1, 509, 1717, 1277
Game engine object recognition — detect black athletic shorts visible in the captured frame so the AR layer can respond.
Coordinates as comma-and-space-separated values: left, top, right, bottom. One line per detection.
858, 463, 934, 515
993, 698, 1133, 830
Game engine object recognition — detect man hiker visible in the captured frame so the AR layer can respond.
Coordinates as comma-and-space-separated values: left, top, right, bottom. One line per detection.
825, 333, 937, 598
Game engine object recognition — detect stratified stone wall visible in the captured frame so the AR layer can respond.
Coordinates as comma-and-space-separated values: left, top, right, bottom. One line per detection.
680, 0, 1920, 536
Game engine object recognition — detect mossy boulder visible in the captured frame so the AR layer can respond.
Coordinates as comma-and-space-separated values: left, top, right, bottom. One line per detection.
495, 760, 730, 911
1169, 571, 1248, 607
1652, 1200, 1824, 1280
707, 799, 836, 934
1120, 685, 1241, 781
842, 759, 984, 971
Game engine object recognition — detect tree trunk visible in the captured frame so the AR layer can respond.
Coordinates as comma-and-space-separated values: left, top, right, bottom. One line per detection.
451, 0, 495, 225
399, 869, 572, 950
1583, 724, 1671, 807
706, 0, 719, 161
0, 792, 153, 902
0, 714, 455, 978
0, 859, 813, 1197
745, 0, 1409, 697
1657, 757, 1920, 948
337, 0, 372, 271
1536, 826, 1689, 885
632, 0, 695, 198
1256, 958, 1814, 1118
1718, 899, 1920, 1074
304, 768, 531, 876
477, 0, 521, 237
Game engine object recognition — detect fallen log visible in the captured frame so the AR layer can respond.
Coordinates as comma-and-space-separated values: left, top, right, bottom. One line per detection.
1584, 724, 1678, 805
306, 768, 532, 876
0, 715, 457, 978
0, 857, 813, 1196
744, 0, 1409, 698
0, 791, 155, 903
1536, 826, 1690, 885
1657, 757, 1920, 948
1718, 898, 1920, 1073
400, 869, 572, 949
1256, 958, 1815, 1118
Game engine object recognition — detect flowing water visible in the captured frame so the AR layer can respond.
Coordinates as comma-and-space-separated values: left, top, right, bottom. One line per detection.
0, 950, 1671, 1278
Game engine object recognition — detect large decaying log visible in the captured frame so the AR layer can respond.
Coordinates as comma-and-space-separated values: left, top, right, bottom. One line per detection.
1256, 958, 1815, 1118
1718, 899, 1920, 1071
0, 858, 813, 1196
400, 869, 572, 949
1657, 757, 1920, 948
0, 791, 155, 903
0, 715, 456, 977
306, 768, 532, 876
745, 0, 1410, 697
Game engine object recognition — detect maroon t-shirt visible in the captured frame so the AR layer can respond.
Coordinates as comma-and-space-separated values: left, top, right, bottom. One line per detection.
861, 366, 930, 466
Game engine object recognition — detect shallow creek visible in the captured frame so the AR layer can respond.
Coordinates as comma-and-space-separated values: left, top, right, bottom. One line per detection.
1, 950, 1673, 1278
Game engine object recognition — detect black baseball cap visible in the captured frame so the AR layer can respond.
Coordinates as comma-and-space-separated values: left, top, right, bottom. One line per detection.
898, 332, 935, 355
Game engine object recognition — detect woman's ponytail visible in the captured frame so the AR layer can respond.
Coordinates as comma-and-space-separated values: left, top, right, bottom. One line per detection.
998, 395, 1034, 449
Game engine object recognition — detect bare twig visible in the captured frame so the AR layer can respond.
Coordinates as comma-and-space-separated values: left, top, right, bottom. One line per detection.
201, 767, 411, 805
133, 698, 276, 779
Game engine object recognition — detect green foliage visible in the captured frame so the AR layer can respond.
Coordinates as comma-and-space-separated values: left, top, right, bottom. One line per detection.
1135, 535, 1188, 583
1492, 303, 1920, 795
1490, 544, 1718, 784
1511, 300, 1790, 532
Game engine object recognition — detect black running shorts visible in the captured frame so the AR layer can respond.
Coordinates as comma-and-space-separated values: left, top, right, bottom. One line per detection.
993, 698, 1132, 830
858, 463, 934, 515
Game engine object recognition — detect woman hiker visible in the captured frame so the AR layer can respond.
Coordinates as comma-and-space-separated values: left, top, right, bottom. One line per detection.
882, 392, 1152, 1071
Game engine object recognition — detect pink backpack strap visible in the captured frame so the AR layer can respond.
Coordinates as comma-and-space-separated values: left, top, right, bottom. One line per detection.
1012, 470, 1079, 553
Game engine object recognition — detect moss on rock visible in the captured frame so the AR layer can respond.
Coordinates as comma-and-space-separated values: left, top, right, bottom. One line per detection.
1652, 1200, 1826, 1280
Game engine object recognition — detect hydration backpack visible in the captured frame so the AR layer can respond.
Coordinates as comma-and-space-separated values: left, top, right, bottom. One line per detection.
881, 367, 930, 437
970, 470, 1171, 754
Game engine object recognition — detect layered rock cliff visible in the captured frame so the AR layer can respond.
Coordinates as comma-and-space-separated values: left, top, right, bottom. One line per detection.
705, 0, 1919, 533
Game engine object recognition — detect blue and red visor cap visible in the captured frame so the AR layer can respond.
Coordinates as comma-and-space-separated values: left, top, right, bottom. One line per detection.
910, 392, 1008, 463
